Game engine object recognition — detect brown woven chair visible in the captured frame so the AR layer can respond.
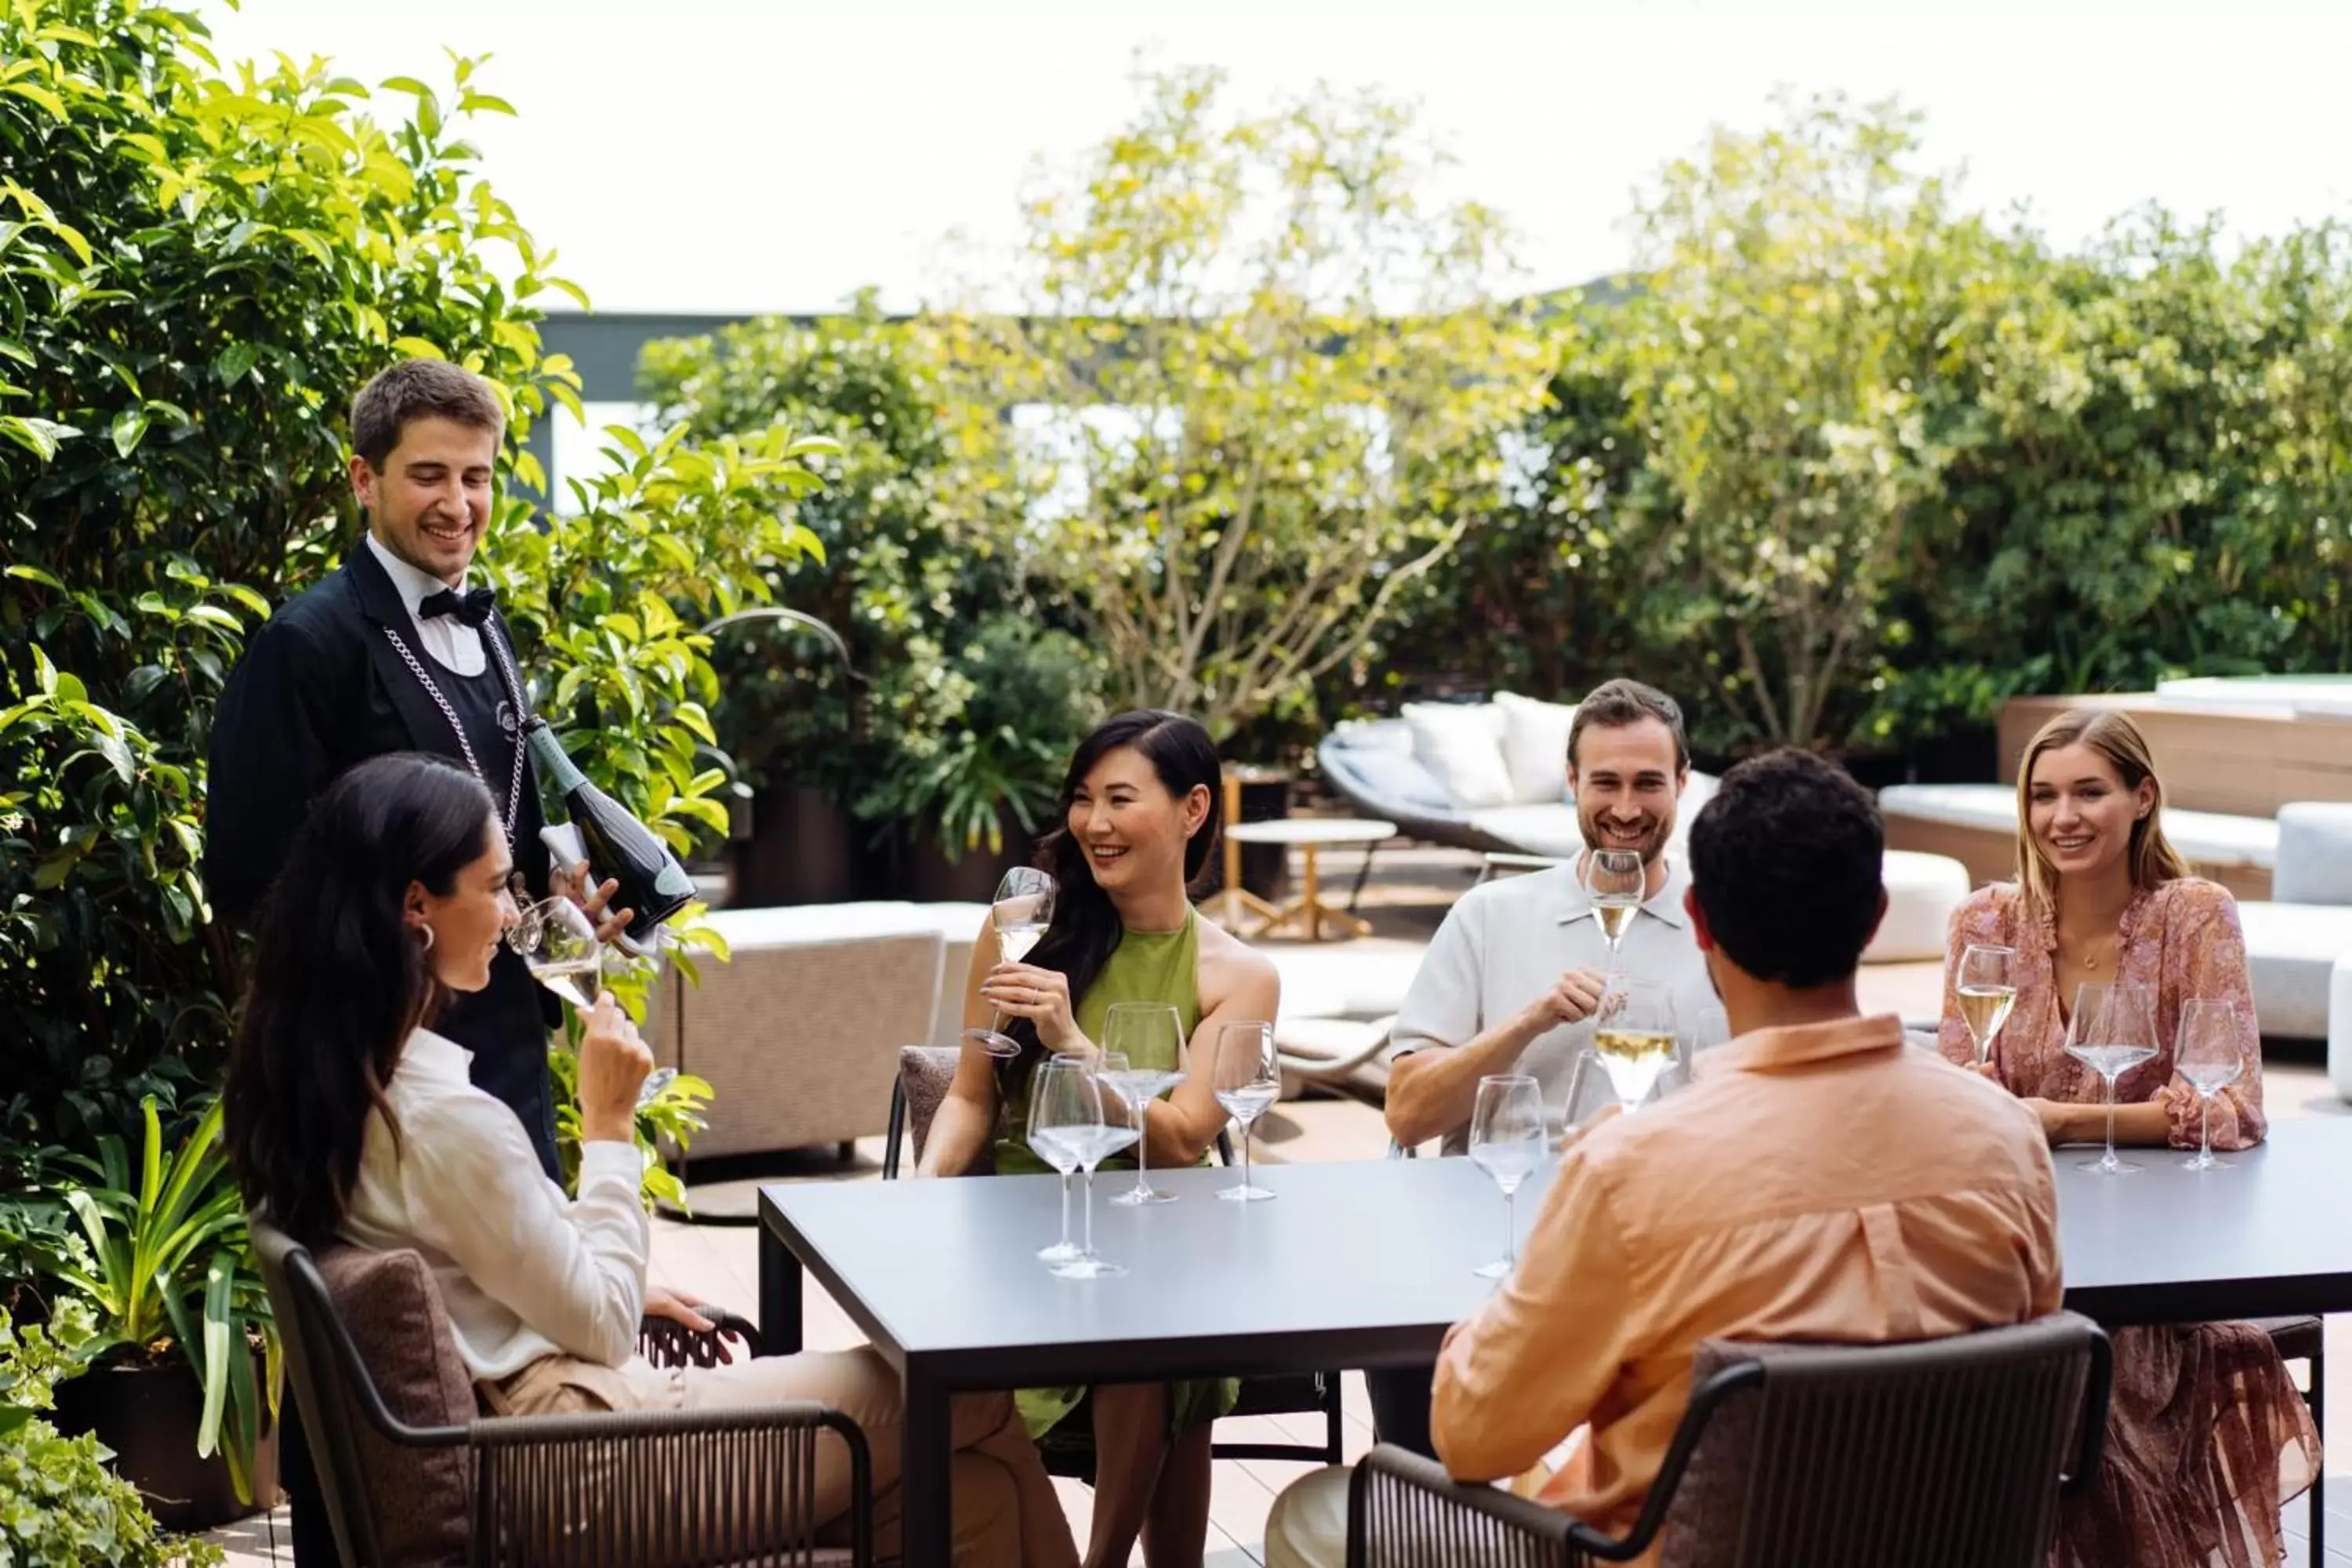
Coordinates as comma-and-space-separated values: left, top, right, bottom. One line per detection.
1347, 1312, 2111, 1568
253, 1218, 873, 1566
882, 1044, 1345, 1470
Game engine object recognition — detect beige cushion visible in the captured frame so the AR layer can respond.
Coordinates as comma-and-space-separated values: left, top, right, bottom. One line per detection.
1402, 702, 1514, 809
314, 1244, 475, 1566
1494, 692, 1578, 804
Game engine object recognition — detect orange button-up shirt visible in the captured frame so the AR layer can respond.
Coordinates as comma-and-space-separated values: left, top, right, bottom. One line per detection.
1431, 1014, 2063, 1555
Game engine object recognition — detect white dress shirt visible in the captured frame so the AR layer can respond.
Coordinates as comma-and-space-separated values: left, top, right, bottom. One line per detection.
1391, 857, 1722, 1154
339, 1029, 648, 1380
365, 532, 485, 677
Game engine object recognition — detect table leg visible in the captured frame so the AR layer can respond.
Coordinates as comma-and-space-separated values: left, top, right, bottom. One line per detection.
1303, 845, 1322, 941
757, 1221, 803, 1356
901, 1362, 952, 1566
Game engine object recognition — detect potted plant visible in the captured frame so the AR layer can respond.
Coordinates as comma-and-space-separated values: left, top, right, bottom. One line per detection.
37, 1096, 279, 1532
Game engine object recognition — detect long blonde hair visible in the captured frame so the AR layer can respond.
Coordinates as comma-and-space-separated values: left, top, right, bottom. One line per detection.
2014, 709, 2192, 921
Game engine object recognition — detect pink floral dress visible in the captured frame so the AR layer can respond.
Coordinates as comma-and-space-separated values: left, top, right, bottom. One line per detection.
1940, 878, 2319, 1568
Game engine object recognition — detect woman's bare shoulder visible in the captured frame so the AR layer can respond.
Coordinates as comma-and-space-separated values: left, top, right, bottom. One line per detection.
1194, 912, 1279, 1005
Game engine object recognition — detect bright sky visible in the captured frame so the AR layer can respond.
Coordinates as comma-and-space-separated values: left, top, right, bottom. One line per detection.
203, 0, 2351, 314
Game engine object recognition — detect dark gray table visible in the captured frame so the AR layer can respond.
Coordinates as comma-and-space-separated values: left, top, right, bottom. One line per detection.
758, 1118, 2352, 1566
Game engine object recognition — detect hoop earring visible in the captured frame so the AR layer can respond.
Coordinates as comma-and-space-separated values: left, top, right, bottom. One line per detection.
418, 924, 436, 953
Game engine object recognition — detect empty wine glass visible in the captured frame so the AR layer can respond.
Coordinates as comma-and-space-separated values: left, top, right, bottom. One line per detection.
1212, 1020, 1280, 1202
1468, 1075, 1545, 1279
1026, 1058, 1089, 1264
1030, 1058, 1138, 1279
2174, 998, 2244, 1171
967, 866, 1058, 1058
1581, 849, 1645, 968
2063, 981, 2158, 1176
510, 897, 674, 1105
1100, 1003, 1188, 1207
1591, 976, 1678, 1116
1954, 944, 2019, 1067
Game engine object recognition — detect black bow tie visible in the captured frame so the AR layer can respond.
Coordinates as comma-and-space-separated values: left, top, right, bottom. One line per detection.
419, 586, 496, 627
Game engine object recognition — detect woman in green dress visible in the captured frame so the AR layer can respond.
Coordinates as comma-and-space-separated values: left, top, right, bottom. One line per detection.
920, 710, 1282, 1568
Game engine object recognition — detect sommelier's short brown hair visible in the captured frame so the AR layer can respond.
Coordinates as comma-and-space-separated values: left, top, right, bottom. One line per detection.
1568, 677, 1690, 775
350, 359, 505, 470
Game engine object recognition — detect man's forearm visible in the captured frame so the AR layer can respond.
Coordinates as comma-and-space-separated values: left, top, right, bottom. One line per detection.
1385, 1011, 1543, 1149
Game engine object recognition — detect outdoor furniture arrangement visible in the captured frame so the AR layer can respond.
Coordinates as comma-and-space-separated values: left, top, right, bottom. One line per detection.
1222, 817, 1398, 942
252, 1218, 871, 1567
877, 1045, 1348, 1473
644, 902, 981, 1160
756, 1119, 2352, 1566
1344, 1313, 2110, 1568
2237, 802, 2352, 1054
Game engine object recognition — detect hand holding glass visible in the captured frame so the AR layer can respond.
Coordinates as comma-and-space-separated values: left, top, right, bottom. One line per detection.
510, 897, 673, 1106
1212, 1020, 1280, 1202
967, 867, 1058, 1058
1955, 944, 2019, 1066
1100, 1003, 1188, 1207
1468, 1075, 1545, 1279
1029, 1058, 1137, 1278
2173, 998, 2243, 1171
2062, 981, 2158, 1175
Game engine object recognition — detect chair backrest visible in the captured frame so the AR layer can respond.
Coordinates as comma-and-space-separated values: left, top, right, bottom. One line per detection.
884, 1044, 971, 1178
1653, 1312, 2109, 1568
252, 1216, 477, 1567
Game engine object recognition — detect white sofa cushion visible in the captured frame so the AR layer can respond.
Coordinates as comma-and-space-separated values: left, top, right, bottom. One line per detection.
2236, 901, 2352, 1040
1403, 702, 1514, 809
1493, 691, 1578, 804
2274, 803, 2352, 906
1877, 784, 2278, 870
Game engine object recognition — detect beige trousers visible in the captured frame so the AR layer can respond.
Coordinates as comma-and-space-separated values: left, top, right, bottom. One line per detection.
490, 1346, 1078, 1568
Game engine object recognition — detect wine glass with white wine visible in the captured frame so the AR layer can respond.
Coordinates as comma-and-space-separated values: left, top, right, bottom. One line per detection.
509, 898, 675, 1107
1954, 944, 2019, 1067
1582, 849, 1645, 969
2062, 981, 2158, 1176
966, 866, 1058, 1058
1592, 976, 1677, 1116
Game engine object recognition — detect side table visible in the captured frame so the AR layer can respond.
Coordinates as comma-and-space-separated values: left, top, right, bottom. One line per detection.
1222, 818, 1397, 942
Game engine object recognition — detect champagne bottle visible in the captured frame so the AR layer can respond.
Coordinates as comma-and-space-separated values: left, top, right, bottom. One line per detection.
524, 719, 696, 942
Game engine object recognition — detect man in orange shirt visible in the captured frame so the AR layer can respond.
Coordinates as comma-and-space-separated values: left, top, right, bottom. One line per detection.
1268, 749, 2063, 1566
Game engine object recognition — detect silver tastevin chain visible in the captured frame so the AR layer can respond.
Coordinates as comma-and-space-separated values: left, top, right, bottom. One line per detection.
380, 623, 529, 848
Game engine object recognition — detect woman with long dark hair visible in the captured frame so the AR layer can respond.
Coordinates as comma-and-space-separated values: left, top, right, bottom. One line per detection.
1939, 710, 2318, 1566
223, 753, 1076, 1566
921, 710, 1282, 1568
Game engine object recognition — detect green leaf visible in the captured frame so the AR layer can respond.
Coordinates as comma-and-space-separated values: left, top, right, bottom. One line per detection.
0, 415, 80, 461
391, 336, 445, 361
215, 342, 261, 387
110, 407, 151, 458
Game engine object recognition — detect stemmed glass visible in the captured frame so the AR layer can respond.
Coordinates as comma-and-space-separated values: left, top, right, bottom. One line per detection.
1025, 1059, 1088, 1264
510, 897, 674, 1106
1099, 1003, 1189, 1207
1590, 976, 1678, 1116
1468, 1075, 1545, 1279
1029, 1057, 1138, 1279
2175, 998, 2244, 1171
966, 867, 1058, 1058
2063, 981, 2158, 1176
1582, 849, 1645, 969
1954, 944, 2019, 1067
1211, 1020, 1280, 1202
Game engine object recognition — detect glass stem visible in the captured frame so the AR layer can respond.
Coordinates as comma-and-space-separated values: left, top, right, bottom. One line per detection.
1058, 1170, 1073, 1249
1080, 1167, 1097, 1257
2103, 1073, 2119, 1165
1134, 1101, 1152, 1195
1240, 1119, 1253, 1192
2200, 1094, 2212, 1161
1503, 1187, 1518, 1270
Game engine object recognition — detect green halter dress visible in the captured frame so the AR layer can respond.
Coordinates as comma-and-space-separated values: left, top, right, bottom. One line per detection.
990, 909, 1239, 1439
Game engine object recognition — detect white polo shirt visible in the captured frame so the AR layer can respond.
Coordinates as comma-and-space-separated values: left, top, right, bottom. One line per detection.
1392, 858, 1722, 1153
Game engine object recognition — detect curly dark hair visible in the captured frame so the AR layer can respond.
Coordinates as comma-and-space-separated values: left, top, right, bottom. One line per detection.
1687, 748, 1884, 989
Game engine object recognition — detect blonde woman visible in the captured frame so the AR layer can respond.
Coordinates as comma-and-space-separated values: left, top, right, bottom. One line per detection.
1939, 709, 2318, 1567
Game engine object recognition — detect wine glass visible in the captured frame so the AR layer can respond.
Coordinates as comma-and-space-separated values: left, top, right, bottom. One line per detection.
1468, 1075, 1545, 1279
1582, 849, 1645, 967
1030, 1058, 1138, 1279
1100, 1003, 1188, 1207
2174, 998, 2244, 1171
1954, 944, 2019, 1067
2063, 981, 2158, 1175
510, 897, 675, 1106
1591, 976, 1678, 1116
1026, 1058, 1089, 1264
966, 867, 1058, 1058
1211, 1020, 1280, 1202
